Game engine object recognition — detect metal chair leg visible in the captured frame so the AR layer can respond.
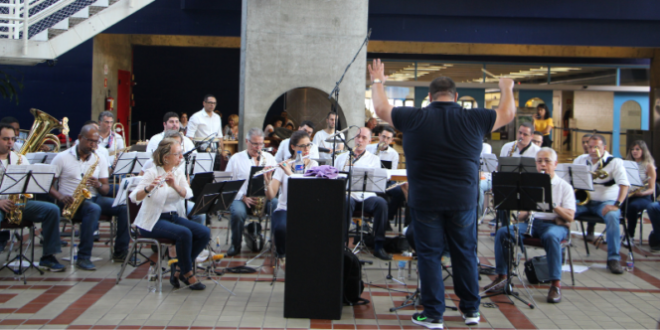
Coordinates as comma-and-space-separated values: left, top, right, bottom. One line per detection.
567, 244, 575, 286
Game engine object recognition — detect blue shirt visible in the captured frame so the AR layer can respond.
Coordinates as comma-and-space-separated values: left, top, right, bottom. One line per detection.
392, 102, 496, 211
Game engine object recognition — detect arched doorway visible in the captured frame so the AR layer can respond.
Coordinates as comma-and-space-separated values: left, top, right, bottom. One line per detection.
458, 96, 478, 109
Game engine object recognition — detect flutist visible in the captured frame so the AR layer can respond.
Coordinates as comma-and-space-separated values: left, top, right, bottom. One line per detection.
225, 128, 276, 257
130, 138, 210, 290
486, 148, 575, 304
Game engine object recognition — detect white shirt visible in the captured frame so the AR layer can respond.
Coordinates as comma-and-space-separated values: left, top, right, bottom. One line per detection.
534, 174, 576, 222
99, 132, 125, 157
129, 167, 192, 232
366, 143, 399, 170
275, 138, 320, 163
0, 152, 29, 200
333, 150, 381, 202
146, 132, 196, 154
499, 141, 540, 158
74, 140, 111, 167
273, 159, 319, 212
52, 148, 109, 197
482, 143, 492, 155
186, 109, 223, 139
572, 151, 629, 202
226, 150, 277, 201
313, 130, 345, 160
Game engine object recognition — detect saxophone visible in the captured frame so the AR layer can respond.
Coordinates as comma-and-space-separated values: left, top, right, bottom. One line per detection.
508, 139, 522, 157
250, 152, 267, 218
62, 153, 99, 219
376, 141, 386, 156
6, 154, 32, 225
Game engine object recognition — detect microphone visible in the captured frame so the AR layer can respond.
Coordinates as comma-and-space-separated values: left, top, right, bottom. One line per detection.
324, 126, 351, 142
183, 148, 195, 159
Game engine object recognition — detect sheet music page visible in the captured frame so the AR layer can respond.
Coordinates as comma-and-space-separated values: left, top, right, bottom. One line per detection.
351, 167, 388, 193
133, 152, 153, 174
25, 164, 55, 194
481, 154, 499, 172
193, 153, 216, 174
556, 164, 593, 190
114, 152, 138, 175
26, 152, 47, 164
622, 160, 643, 187
213, 171, 233, 183
112, 177, 143, 207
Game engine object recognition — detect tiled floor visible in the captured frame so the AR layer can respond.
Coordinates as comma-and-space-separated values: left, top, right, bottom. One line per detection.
0, 212, 659, 330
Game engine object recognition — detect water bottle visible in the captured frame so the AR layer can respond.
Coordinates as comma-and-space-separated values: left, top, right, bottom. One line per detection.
73, 244, 78, 262
397, 260, 406, 280
490, 225, 496, 237
626, 251, 634, 270
147, 266, 157, 292
294, 150, 304, 174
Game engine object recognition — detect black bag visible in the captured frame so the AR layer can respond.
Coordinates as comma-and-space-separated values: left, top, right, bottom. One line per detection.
243, 222, 264, 252
524, 256, 551, 284
649, 231, 660, 249
342, 247, 370, 306
384, 236, 410, 254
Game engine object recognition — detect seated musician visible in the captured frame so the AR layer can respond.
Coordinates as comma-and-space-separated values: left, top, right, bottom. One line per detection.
130, 138, 210, 290
265, 131, 319, 260
97, 111, 125, 164
622, 140, 656, 245
0, 124, 65, 271
49, 125, 131, 270
275, 121, 320, 162
313, 112, 344, 160
147, 112, 195, 153
366, 126, 404, 224
532, 131, 543, 147
485, 147, 575, 303
226, 128, 277, 256
643, 201, 660, 251
572, 134, 629, 274
334, 127, 391, 261
479, 140, 492, 220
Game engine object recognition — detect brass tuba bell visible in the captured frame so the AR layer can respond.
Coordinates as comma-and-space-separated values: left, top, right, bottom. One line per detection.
19, 109, 62, 154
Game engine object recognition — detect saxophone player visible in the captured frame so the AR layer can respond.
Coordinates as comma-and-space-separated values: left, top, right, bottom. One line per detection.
225, 128, 277, 256
499, 122, 540, 158
485, 148, 575, 303
572, 134, 629, 274
49, 125, 131, 271
0, 124, 65, 272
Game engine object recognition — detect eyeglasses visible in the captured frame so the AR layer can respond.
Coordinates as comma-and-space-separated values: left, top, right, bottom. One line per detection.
1, 137, 17, 142
204, 101, 217, 105
295, 143, 313, 149
170, 152, 183, 157
535, 159, 554, 164
248, 141, 265, 147
83, 138, 99, 144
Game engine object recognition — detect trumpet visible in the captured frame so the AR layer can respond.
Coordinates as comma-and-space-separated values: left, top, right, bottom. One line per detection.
147, 169, 176, 198
112, 122, 126, 151
252, 155, 311, 177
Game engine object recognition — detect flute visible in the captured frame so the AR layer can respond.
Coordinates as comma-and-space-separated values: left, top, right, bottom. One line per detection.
147, 169, 175, 198
253, 155, 311, 177
386, 181, 407, 191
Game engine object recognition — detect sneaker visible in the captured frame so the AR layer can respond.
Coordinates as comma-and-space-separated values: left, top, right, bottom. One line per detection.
411, 313, 443, 329
463, 312, 480, 326
607, 259, 623, 274
39, 255, 65, 272
76, 258, 96, 271
93, 230, 100, 242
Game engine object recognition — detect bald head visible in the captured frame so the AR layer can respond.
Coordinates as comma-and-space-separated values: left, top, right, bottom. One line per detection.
354, 127, 372, 152
78, 124, 100, 156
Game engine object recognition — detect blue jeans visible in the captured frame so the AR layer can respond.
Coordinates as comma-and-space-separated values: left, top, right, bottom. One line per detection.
91, 195, 129, 255
576, 200, 621, 260
66, 200, 99, 260
229, 198, 277, 248
623, 195, 652, 237
271, 210, 287, 257
645, 202, 660, 244
0, 200, 62, 258
139, 213, 210, 274
411, 207, 479, 318
478, 179, 491, 216
495, 221, 568, 281
349, 196, 388, 243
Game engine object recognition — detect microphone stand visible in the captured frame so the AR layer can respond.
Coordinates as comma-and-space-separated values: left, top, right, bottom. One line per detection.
329, 28, 371, 167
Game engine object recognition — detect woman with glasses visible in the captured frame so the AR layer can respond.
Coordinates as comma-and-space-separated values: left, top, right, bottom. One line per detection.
622, 140, 656, 245
129, 138, 211, 290
265, 131, 318, 261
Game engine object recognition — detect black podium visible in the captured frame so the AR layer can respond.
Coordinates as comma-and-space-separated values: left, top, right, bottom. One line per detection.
284, 177, 346, 320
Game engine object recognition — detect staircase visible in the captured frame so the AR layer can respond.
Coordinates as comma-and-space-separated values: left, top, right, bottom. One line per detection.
0, 0, 154, 65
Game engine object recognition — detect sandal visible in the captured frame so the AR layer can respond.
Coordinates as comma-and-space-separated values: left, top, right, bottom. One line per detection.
179, 273, 206, 290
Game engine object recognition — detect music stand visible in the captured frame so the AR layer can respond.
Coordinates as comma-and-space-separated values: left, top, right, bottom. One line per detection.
555, 164, 594, 191
134, 152, 152, 174
380, 160, 392, 170
191, 153, 216, 175
247, 166, 266, 200
113, 152, 138, 175
0, 164, 55, 277
213, 171, 233, 183
349, 167, 387, 255
498, 157, 537, 173
485, 171, 552, 309
25, 152, 57, 164
112, 177, 142, 208
622, 160, 644, 188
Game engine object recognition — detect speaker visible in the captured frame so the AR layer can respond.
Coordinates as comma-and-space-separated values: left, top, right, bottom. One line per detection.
284, 177, 346, 320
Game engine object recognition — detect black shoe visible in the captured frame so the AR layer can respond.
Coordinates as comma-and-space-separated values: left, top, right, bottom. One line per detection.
93, 230, 100, 242
607, 259, 624, 274
226, 245, 241, 257
169, 262, 180, 289
385, 221, 394, 232
374, 248, 392, 261
179, 273, 205, 290
113, 251, 140, 264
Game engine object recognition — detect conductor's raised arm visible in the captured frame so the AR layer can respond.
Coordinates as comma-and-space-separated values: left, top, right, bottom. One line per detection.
492, 78, 516, 132
369, 59, 394, 127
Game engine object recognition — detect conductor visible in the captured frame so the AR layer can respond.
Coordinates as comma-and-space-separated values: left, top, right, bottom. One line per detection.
369, 59, 516, 329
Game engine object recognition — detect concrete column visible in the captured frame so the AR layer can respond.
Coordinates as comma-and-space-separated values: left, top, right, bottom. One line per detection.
649, 50, 660, 176
239, 0, 368, 148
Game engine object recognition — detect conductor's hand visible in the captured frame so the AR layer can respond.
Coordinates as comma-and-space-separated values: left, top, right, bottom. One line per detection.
0, 199, 15, 213
499, 78, 514, 91
243, 196, 256, 207
368, 59, 388, 83
58, 195, 74, 206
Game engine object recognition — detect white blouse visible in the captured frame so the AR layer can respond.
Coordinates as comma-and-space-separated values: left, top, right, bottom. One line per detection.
129, 166, 193, 232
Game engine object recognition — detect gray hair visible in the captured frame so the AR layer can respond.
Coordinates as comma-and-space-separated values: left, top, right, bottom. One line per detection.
536, 147, 557, 162
164, 130, 182, 140
98, 111, 114, 122
246, 128, 263, 140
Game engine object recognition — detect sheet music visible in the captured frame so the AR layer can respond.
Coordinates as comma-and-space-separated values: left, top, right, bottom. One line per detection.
113, 152, 138, 175
480, 154, 498, 172
622, 160, 644, 187
350, 167, 388, 193
213, 171, 232, 183
555, 164, 593, 190
0, 164, 55, 194
26, 152, 57, 164
193, 153, 216, 174
133, 152, 152, 174
112, 176, 143, 207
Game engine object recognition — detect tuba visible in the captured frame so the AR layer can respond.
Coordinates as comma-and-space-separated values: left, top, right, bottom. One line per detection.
19, 109, 62, 155
62, 153, 99, 219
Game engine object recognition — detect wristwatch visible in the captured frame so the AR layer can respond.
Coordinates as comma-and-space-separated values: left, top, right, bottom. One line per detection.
372, 79, 383, 85
614, 201, 621, 208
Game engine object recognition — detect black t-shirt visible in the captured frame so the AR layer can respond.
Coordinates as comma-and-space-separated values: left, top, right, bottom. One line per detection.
392, 102, 497, 211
